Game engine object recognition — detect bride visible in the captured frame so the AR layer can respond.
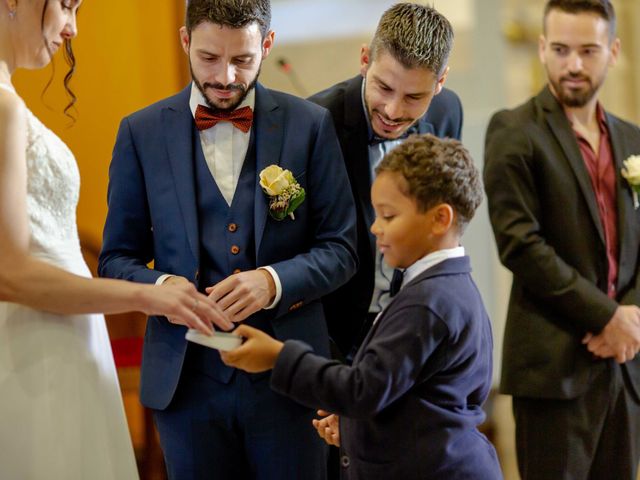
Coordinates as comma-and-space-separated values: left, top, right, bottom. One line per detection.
0, 1, 233, 479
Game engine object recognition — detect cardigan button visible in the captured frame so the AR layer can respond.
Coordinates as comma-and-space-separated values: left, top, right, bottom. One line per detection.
340, 455, 350, 468
230, 245, 240, 255
228, 223, 238, 232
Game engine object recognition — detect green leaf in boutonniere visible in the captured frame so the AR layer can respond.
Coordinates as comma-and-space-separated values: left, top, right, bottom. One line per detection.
259, 165, 306, 220
621, 154, 640, 209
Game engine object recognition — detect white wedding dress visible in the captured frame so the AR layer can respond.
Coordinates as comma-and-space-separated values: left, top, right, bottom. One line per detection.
0, 84, 139, 479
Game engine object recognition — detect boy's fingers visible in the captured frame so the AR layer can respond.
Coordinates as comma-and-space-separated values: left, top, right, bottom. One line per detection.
234, 324, 255, 338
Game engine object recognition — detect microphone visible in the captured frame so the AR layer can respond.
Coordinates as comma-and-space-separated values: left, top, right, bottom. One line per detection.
277, 58, 292, 74
277, 57, 308, 97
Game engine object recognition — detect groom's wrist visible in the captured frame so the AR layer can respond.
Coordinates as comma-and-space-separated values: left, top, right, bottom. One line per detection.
258, 266, 281, 309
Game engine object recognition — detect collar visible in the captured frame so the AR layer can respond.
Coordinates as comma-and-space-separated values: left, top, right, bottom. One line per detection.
402, 246, 466, 287
189, 82, 256, 119
563, 101, 608, 134
360, 77, 375, 142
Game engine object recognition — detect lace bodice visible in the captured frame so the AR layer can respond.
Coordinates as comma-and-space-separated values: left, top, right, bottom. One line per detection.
27, 107, 80, 252
22, 98, 81, 256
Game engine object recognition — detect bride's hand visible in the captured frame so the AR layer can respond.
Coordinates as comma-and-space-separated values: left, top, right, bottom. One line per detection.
141, 278, 233, 335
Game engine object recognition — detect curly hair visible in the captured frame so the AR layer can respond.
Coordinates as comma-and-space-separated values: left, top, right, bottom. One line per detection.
376, 134, 483, 231
369, 3, 453, 76
39, 1, 77, 121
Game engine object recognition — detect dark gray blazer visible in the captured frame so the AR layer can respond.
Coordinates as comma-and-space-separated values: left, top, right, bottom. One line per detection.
484, 86, 640, 399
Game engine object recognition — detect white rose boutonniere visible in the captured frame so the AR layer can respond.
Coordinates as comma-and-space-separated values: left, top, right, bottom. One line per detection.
621, 155, 640, 209
259, 165, 306, 220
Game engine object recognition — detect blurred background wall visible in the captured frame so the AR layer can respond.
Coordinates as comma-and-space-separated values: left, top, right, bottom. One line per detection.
14, 0, 188, 249
13, 1, 640, 478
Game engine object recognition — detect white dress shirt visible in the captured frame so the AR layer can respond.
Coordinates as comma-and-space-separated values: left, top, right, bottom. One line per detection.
361, 80, 405, 314
189, 84, 254, 206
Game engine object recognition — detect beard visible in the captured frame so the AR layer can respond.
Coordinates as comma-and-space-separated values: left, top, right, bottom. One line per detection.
190, 59, 260, 112
548, 71, 605, 108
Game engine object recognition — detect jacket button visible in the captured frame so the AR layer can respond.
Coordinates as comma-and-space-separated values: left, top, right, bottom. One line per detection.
228, 223, 238, 232
288, 301, 304, 312
340, 455, 350, 468
230, 245, 240, 255
233, 268, 242, 274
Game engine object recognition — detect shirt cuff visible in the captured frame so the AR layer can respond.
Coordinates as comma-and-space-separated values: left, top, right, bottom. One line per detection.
155, 274, 175, 286
258, 266, 281, 310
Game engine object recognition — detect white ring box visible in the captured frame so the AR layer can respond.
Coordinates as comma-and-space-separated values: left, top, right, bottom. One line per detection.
185, 329, 242, 351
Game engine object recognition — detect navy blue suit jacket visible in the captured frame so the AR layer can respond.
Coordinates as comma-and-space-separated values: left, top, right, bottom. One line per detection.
271, 257, 501, 480
99, 84, 358, 409
308, 75, 464, 356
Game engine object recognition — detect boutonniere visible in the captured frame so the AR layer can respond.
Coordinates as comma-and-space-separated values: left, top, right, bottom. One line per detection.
259, 165, 306, 220
621, 155, 640, 210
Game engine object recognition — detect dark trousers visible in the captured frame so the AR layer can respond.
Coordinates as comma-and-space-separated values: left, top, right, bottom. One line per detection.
153, 366, 327, 480
513, 362, 640, 480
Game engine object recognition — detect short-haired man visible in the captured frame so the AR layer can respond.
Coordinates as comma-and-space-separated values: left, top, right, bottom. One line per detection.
309, 2, 463, 360
99, 0, 357, 478
484, 1, 640, 478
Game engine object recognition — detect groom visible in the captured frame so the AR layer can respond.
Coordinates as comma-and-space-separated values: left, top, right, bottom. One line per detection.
98, 0, 357, 478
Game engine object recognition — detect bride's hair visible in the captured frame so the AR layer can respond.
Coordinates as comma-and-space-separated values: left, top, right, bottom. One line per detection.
40, 0, 77, 122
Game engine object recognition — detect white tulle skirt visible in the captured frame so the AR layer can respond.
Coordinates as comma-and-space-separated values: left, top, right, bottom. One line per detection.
0, 249, 138, 480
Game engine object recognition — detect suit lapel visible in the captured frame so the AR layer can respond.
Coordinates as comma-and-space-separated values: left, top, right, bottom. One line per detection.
416, 117, 435, 135
162, 86, 200, 264
344, 77, 377, 255
608, 114, 637, 288
540, 87, 605, 245
253, 84, 283, 255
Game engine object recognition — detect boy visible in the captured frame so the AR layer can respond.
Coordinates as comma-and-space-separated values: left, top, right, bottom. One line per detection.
221, 134, 502, 480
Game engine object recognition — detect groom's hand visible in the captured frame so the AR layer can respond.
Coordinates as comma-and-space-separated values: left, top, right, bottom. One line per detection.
207, 270, 276, 323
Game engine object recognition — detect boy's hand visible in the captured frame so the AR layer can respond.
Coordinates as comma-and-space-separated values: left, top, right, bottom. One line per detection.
312, 410, 340, 447
219, 324, 284, 373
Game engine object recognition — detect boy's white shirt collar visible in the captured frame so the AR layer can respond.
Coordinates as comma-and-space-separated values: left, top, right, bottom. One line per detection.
402, 246, 466, 289
373, 246, 465, 326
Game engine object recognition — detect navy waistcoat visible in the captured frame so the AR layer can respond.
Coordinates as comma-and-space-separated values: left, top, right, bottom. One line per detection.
186, 127, 273, 383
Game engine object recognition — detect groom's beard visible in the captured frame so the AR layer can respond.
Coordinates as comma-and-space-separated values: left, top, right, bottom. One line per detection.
190, 60, 260, 112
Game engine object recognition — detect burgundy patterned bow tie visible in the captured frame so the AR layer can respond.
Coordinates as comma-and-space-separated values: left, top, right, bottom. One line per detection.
194, 104, 253, 133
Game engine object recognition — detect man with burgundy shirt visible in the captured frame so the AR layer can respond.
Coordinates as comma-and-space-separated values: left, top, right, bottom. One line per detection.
484, 1, 640, 479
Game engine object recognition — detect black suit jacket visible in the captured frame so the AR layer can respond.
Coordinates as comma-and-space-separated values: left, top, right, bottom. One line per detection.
484, 86, 640, 399
309, 75, 463, 356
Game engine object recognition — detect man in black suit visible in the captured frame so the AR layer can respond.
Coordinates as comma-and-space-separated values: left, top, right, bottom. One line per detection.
484, 1, 640, 478
309, 3, 463, 360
